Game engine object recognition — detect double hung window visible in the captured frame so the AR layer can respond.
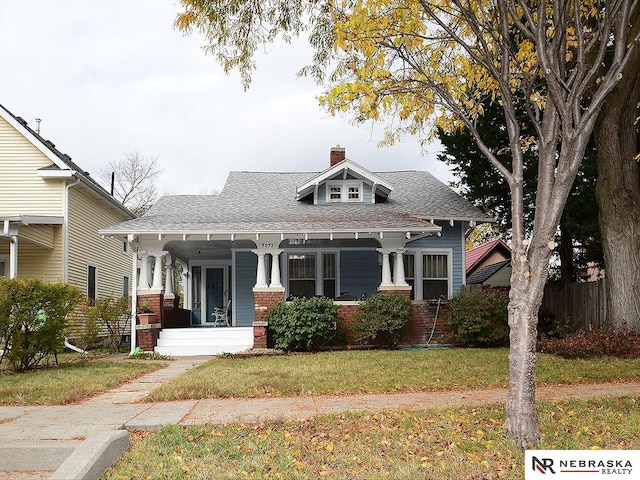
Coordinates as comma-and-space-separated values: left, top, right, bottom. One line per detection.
287, 251, 337, 299
403, 251, 452, 300
422, 254, 449, 299
288, 254, 316, 298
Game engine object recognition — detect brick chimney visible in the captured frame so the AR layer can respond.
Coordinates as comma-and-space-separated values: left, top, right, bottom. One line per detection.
330, 146, 346, 166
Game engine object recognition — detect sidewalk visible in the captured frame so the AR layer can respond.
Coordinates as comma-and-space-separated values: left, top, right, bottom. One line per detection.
1, 356, 639, 479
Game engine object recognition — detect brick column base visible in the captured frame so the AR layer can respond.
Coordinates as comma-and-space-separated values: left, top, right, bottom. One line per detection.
137, 292, 165, 326
253, 287, 285, 350
136, 324, 161, 352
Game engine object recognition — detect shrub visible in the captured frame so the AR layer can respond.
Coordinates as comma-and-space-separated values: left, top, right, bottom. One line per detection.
0, 278, 83, 372
72, 296, 131, 353
267, 297, 340, 352
537, 327, 640, 359
352, 294, 412, 349
95, 296, 130, 352
71, 299, 102, 355
447, 289, 510, 347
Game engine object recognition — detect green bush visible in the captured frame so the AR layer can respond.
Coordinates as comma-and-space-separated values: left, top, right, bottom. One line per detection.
447, 289, 510, 347
267, 297, 340, 352
352, 294, 412, 349
0, 278, 83, 372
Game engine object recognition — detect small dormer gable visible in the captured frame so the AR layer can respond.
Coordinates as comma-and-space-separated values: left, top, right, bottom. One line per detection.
296, 146, 394, 204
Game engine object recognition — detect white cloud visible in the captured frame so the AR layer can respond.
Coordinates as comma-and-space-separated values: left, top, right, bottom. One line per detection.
0, 0, 453, 197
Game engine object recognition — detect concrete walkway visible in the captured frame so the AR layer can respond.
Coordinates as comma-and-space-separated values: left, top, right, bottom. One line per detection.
0, 356, 639, 479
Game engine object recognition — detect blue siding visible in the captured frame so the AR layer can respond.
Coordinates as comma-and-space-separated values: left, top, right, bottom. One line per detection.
339, 250, 381, 298
406, 221, 465, 294
234, 251, 257, 327
363, 183, 372, 203
317, 184, 326, 204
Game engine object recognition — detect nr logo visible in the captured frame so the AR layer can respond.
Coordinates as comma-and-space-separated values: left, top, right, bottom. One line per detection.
533, 457, 556, 474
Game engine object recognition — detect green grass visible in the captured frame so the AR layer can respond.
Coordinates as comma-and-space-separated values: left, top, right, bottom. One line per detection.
145, 348, 640, 401
0, 357, 164, 405
104, 396, 640, 480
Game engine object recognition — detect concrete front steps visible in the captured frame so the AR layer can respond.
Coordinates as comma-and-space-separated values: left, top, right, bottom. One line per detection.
154, 327, 254, 356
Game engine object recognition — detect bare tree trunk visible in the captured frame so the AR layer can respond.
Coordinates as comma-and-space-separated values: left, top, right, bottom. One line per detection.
505, 244, 549, 449
594, 38, 640, 332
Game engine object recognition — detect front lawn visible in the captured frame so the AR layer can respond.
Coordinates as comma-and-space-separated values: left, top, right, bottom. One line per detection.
105, 396, 640, 480
0, 355, 164, 405
145, 348, 640, 402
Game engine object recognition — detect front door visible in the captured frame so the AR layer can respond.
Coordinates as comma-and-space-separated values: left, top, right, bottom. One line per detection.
205, 267, 225, 323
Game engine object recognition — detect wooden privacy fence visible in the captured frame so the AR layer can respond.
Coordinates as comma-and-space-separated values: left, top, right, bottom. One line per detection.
462, 280, 608, 329
540, 280, 608, 329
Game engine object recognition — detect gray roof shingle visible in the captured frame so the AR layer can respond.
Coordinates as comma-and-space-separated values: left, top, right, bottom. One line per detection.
103, 169, 491, 234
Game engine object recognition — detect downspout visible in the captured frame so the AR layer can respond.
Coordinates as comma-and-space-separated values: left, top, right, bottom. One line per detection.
64, 175, 81, 282
130, 237, 138, 355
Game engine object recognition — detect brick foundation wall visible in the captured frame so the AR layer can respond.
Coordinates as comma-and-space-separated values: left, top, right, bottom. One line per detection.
406, 301, 450, 345
333, 300, 450, 347
253, 289, 285, 349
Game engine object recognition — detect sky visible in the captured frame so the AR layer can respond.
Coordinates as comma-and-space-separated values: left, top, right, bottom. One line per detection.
0, 1, 453, 197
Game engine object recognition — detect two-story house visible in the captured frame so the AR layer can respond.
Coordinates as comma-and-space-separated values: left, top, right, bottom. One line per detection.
0, 103, 134, 299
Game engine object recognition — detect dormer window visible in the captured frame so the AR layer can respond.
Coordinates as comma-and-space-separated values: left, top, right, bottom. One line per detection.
326, 181, 363, 203
329, 185, 343, 201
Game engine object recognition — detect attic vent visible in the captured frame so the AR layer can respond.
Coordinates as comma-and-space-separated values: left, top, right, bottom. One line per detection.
16, 116, 27, 126
44, 140, 56, 149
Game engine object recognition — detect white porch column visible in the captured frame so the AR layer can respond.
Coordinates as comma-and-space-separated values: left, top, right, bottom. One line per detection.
9, 235, 18, 279
165, 258, 175, 296
377, 248, 394, 287
252, 250, 268, 288
137, 252, 150, 290
151, 253, 165, 291
269, 250, 283, 288
130, 242, 138, 355
394, 249, 408, 286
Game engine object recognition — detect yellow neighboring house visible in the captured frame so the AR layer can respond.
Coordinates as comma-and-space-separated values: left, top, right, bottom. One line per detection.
0, 103, 135, 299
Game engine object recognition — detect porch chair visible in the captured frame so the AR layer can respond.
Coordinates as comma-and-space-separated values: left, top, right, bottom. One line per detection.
212, 300, 231, 327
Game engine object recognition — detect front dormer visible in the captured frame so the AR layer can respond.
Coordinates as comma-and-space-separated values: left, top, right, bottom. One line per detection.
296, 146, 394, 204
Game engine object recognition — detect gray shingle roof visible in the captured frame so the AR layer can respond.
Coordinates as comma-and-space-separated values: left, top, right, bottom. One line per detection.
102, 169, 491, 234
467, 259, 511, 284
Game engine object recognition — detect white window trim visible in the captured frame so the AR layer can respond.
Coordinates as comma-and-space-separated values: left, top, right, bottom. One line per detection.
325, 180, 364, 203
405, 248, 453, 300
283, 249, 341, 298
